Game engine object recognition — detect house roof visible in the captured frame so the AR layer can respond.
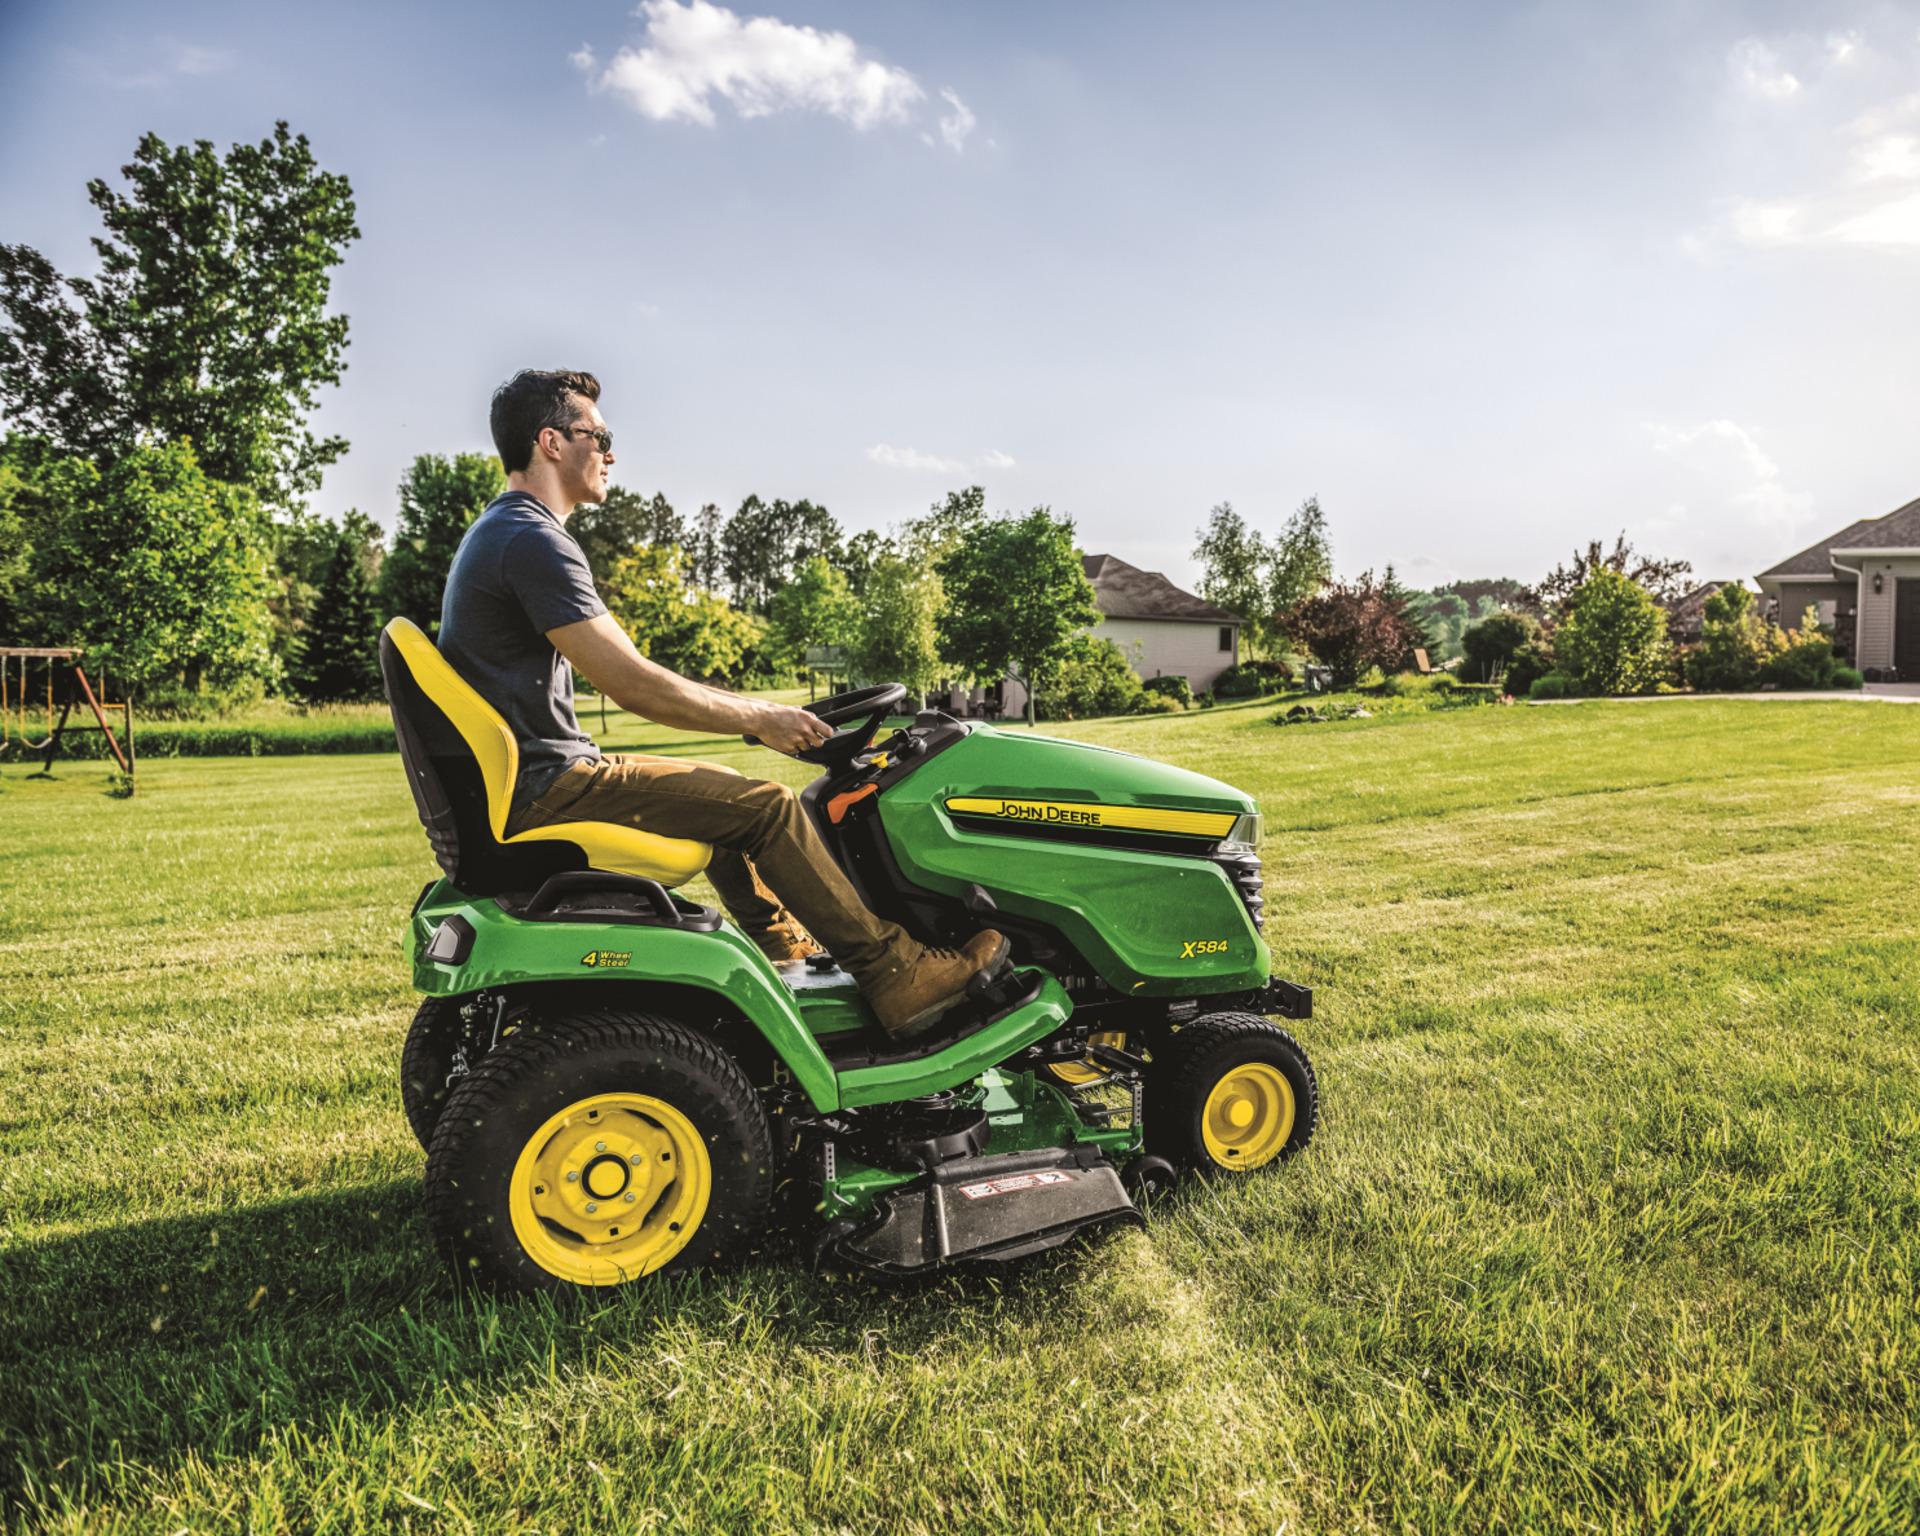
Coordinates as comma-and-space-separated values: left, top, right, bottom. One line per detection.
1081, 553, 1241, 624
1759, 496, 1920, 579
1665, 581, 1733, 623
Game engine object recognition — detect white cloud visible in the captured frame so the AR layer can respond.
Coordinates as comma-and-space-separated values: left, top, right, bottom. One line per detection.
937, 88, 976, 152
1852, 132, 1920, 182
1728, 199, 1804, 245
1645, 421, 1815, 566
979, 448, 1016, 469
1827, 30, 1864, 66
582, 0, 922, 130
1729, 37, 1802, 100
172, 43, 234, 76
1828, 189, 1920, 244
867, 443, 965, 474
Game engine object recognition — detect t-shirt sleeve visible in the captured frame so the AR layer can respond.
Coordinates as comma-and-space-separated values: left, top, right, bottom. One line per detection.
501, 523, 608, 633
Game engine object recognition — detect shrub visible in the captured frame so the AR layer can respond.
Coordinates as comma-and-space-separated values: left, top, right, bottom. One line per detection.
1036, 635, 1146, 720
1503, 640, 1555, 699
1555, 568, 1669, 696
1684, 584, 1785, 692
1379, 671, 1445, 698
1762, 636, 1839, 689
1129, 692, 1186, 714
1213, 659, 1293, 699
1832, 666, 1865, 690
1460, 612, 1539, 684
1281, 573, 1417, 688
1141, 674, 1193, 707
1529, 672, 1577, 700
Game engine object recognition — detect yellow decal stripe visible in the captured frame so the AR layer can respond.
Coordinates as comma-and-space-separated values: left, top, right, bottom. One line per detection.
944, 797, 1236, 839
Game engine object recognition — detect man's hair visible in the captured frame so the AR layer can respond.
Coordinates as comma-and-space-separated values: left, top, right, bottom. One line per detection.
489, 370, 601, 473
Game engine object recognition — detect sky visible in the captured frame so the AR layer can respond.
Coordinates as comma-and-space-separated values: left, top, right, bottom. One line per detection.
3, 0, 1919, 592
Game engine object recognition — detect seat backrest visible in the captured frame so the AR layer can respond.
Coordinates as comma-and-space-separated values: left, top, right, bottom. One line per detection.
380, 617, 586, 894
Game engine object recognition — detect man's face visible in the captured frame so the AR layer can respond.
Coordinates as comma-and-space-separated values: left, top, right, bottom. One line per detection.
558, 396, 615, 506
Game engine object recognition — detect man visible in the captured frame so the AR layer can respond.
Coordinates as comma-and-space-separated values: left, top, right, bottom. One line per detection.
437, 369, 1006, 1040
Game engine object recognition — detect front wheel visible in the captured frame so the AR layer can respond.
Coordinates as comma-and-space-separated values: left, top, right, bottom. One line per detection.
1146, 1013, 1318, 1173
425, 1011, 773, 1292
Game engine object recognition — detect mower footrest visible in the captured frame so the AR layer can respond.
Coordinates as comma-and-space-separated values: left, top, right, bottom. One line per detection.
834, 1146, 1141, 1274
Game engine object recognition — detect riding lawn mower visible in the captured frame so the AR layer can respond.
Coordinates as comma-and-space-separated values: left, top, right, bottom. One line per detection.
381, 617, 1317, 1293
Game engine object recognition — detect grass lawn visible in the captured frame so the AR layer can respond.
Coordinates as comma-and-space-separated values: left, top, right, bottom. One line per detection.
1, 698, 1916, 1533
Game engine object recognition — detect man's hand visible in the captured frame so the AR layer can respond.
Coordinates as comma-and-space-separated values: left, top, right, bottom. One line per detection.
751, 701, 835, 757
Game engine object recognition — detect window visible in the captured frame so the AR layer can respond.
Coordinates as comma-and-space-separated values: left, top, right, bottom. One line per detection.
1218, 625, 1233, 652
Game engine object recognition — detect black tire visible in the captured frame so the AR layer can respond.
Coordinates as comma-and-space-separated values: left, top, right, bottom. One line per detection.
399, 996, 473, 1150
1146, 1013, 1318, 1173
425, 1010, 773, 1294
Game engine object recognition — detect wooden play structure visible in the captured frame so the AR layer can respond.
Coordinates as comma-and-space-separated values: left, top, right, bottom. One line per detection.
0, 647, 135, 790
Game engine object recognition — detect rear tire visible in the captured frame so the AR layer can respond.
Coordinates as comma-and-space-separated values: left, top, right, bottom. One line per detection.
425, 1010, 773, 1293
399, 996, 472, 1150
1146, 1013, 1317, 1173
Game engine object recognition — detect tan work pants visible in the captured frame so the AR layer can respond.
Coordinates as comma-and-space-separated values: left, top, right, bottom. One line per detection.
508, 754, 911, 982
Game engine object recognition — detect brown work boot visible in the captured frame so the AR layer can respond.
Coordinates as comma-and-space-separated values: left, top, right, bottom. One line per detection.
861, 930, 1011, 1041
752, 925, 824, 968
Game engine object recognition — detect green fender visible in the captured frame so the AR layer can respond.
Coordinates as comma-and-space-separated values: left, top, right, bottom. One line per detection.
409, 883, 842, 1113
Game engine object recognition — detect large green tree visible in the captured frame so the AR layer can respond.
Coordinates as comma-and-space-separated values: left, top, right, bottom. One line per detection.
601, 545, 762, 682
0, 123, 359, 512
721, 496, 843, 613
1193, 497, 1331, 658
1555, 568, 1670, 695
846, 553, 943, 707
767, 555, 856, 676
936, 508, 1100, 727
379, 452, 505, 631
567, 486, 684, 582
23, 438, 275, 693
291, 516, 382, 701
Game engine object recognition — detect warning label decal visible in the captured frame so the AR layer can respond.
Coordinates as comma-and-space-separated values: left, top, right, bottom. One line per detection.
957, 1170, 1074, 1200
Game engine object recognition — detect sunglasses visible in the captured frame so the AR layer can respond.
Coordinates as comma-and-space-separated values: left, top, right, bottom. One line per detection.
556, 423, 614, 454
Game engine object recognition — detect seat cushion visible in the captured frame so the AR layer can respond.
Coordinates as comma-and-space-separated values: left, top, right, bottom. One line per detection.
507, 821, 712, 887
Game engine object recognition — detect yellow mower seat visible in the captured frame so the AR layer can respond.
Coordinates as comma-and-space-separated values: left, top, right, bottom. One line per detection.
382, 617, 712, 888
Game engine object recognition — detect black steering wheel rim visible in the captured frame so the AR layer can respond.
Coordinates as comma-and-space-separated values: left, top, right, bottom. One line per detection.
742, 680, 910, 767
806, 682, 908, 726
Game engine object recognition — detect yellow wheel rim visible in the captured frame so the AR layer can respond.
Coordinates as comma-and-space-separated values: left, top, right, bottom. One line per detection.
508, 1092, 712, 1285
1200, 1062, 1295, 1171
1047, 1031, 1128, 1086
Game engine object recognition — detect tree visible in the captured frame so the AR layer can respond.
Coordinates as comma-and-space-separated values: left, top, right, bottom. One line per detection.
1194, 503, 1272, 655
1041, 634, 1147, 720
291, 517, 382, 700
23, 439, 274, 693
1193, 496, 1332, 658
767, 555, 856, 676
1268, 496, 1333, 619
1281, 572, 1416, 688
1412, 589, 1471, 661
846, 553, 944, 707
1555, 568, 1669, 695
378, 452, 505, 631
1378, 565, 1428, 668
266, 507, 382, 687
936, 508, 1101, 727
1528, 534, 1692, 613
567, 486, 683, 581
836, 527, 891, 595
721, 495, 842, 613
0, 123, 359, 512
1685, 584, 1784, 692
1459, 611, 1541, 683
686, 502, 725, 591
600, 545, 763, 683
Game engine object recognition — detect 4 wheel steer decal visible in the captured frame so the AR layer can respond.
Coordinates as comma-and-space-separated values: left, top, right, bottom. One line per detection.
579, 950, 633, 969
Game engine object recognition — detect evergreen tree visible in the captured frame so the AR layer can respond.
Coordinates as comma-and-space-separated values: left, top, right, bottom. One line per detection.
293, 517, 382, 700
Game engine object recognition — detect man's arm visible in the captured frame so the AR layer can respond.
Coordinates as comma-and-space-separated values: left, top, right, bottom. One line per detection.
549, 613, 834, 756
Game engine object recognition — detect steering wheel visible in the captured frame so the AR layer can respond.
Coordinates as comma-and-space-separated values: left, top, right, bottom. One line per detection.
744, 682, 909, 768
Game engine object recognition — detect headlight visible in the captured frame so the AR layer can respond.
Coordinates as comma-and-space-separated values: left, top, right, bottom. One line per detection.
1218, 812, 1262, 853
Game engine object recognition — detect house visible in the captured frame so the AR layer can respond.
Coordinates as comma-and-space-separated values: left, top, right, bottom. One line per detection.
1756, 494, 1920, 676
938, 552, 1244, 718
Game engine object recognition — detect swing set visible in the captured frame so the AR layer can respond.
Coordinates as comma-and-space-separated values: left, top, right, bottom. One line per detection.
0, 647, 136, 790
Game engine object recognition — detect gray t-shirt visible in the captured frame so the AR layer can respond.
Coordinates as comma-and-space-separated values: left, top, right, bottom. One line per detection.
438, 491, 605, 810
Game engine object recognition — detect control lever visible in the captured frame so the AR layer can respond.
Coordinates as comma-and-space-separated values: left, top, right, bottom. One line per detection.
961, 884, 998, 919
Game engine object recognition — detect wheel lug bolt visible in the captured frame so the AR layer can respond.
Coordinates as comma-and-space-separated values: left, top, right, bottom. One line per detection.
630, 1153, 643, 1165
624, 1192, 637, 1203
585, 1201, 598, 1213
594, 1141, 607, 1152
566, 1171, 580, 1183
